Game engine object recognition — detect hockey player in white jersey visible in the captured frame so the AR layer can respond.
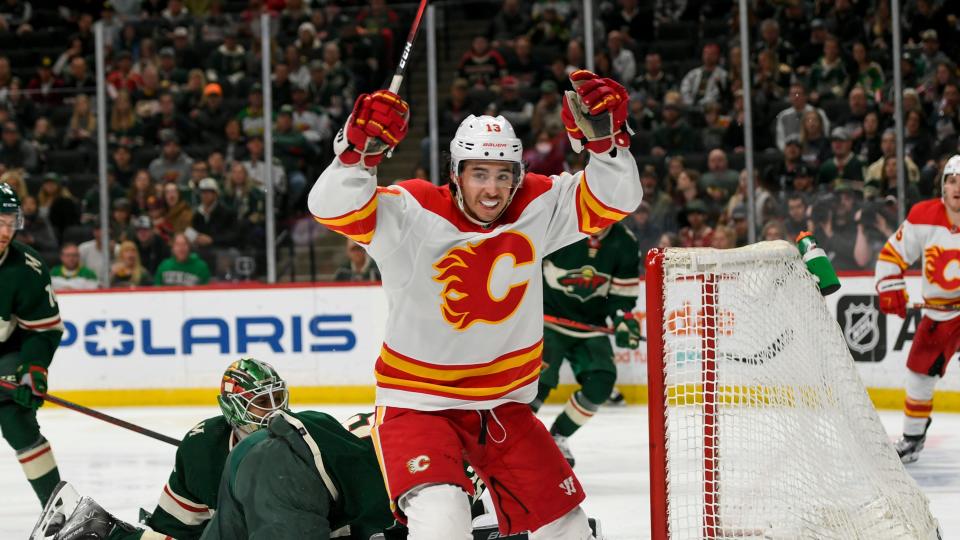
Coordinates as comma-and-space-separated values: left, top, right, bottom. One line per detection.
875, 155, 960, 463
308, 69, 641, 539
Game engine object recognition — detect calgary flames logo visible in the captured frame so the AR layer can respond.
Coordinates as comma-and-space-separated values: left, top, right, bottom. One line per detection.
433, 231, 536, 330
924, 246, 960, 290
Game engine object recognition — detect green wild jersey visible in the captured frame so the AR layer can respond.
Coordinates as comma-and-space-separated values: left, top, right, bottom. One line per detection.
0, 241, 63, 368
542, 222, 640, 331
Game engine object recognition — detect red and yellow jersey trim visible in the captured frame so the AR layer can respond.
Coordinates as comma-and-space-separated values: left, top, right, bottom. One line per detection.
877, 242, 909, 270
313, 191, 379, 244
575, 174, 629, 234
374, 341, 543, 400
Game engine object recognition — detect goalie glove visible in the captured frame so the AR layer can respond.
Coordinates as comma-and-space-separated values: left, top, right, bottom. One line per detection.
334, 90, 410, 168
877, 278, 908, 319
613, 310, 641, 349
13, 363, 46, 410
561, 70, 630, 155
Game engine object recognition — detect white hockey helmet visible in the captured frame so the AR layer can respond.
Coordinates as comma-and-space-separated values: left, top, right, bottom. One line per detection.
942, 154, 960, 199
449, 114, 525, 225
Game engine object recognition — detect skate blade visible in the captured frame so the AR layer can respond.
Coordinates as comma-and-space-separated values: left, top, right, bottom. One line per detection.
30, 481, 81, 540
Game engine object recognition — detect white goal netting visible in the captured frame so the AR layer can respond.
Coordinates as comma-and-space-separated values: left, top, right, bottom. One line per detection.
647, 241, 939, 540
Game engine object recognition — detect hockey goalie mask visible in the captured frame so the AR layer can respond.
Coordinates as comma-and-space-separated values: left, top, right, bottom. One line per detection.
218, 358, 289, 435
449, 114, 525, 226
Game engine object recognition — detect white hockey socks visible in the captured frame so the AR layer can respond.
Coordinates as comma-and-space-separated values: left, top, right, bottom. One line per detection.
399, 483, 472, 540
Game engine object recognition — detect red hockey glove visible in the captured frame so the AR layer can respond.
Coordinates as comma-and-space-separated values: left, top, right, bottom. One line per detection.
877, 278, 908, 319
561, 70, 630, 154
13, 364, 47, 410
334, 90, 410, 168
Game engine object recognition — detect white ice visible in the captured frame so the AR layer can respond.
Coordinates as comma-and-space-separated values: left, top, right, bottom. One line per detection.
2, 404, 959, 539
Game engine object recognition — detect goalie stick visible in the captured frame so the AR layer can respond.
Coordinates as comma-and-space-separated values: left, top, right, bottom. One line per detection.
0, 379, 180, 447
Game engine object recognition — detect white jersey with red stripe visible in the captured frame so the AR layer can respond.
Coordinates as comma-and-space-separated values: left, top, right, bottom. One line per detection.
875, 199, 960, 321
309, 150, 641, 410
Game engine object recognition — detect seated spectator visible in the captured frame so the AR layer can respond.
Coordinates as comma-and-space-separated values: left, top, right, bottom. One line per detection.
273, 106, 312, 204
658, 232, 681, 249
783, 192, 810, 239
162, 181, 193, 233
28, 117, 58, 167
145, 195, 174, 244
796, 18, 828, 70
290, 83, 332, 145
172, 26, 202, 71
132, 215, 170, 275
222, 118, 249, 164
638, 166, 675, 233
652, 101, 698, 157
207, 151, 228, 182
107, 51, 143, 97
837, 86, 872, 142
146, 92, 194, 145
160, 1, 193, 35
132, 67, 164, 119
529, 5, 570, 53
81, 169, 127, 225
800, 109, 831, 168
26, 56, 64, 109
36, 173, 80, 243
319, 42, 354, 104
194, 82, 230, 147
790, 164, 818, 199
679, 200, 714, 247
680, 43, 728, 108
190, 177, 237, 267
853, 200, 898, 269
457, 36, 506, 90
753, 49, 791, 102
127, 170, 156, 215
523, 130, 568, 176
236, 84, 266, 138
531, 80, 564, 138
186, 160, 211, 197
818, 127, 865, 187
808, 35, 848, 103
0, 121, 36, 172
632, 52, 674, 110
864, 156, 921, 208
775, 83, 830, 151
856, 111, 883, 165
149, 130, 194, 185
110, 240, 152, 287
756, 18, 796, 66
155, 233, 211, 286
18, 195, 58, 263
607, 30, 636, 85
293, 21, 323, 62
504, 36, 538, 93
710, 225, 736, 249
157, 47, 189, 92
108, 90, 144, 148
701, 149, 740, 193
812, 185, 858, 270
5, 78, 36, 129
764, 135, 805, 194
487, 0, 530, 49
851, 41, 884, 98
485, 76, 533, 140
673, 166, 702, 208
761, 220, 788, 241
206, 26, 247, 86
271, 62, 294, 109
904, 109, 933, 168
112, 141, 137, 188
866, 128, 921, 186
109, 197, 136, 243
51, 242, 98, 290
78, 224, 112, 278
931, 82, 960, 153
61, 56, 94, 99
222, 163, 266, 239
918, 30, 950, 85
334, 239, 381, 282
625, 200, 661, 256
243, 135, 287, 195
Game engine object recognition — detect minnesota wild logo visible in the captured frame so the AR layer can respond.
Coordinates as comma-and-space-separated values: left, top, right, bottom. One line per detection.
556, 265, 611, 302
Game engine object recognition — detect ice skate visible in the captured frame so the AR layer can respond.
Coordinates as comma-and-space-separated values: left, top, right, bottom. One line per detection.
553, 434, 575, 468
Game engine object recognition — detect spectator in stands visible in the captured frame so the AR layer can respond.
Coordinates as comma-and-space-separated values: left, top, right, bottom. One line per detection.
658, 232, 680, 249
107, 51, 143, 97
5, 78, 36, 129
26, 56, 64, 108
825, 0, 863, 46
161, 181, 193, 234
293, 22, 323, 62
790, 164, 818, 200
18, 195, 58, 263
51, 242, 98, 290
0, 0, 33, 35
652, 101, 698, 157
284, 46, 310, 90
273, 105, 312, 204
280, 0, 312, 41
157, 47, 188, 91
625, 201, 661, 257
243, 135, 286, 195
638, 166, 675, 233
62, 56, 94, 98
486, 76, 533, 140
172, 26, 201, 71
290, 83, 332, 145
851, 42, 884, 98
160, 1, 192, 35
762, 220, 788, 241
458, 35, 507, 91
679, 200, 713, 248
272, 62, 293, 108
757, 18, 796, 66
710, 225, 736, 249
63, 94, 96, 150
155, 233, 210, 286
193, 82, 229, 147
191, 177, 236, 270
904, 109, 933, 168
796, 18, 828, 69
523, 130, 567, 177
127, 169, 156, 216
680, 43, 727, 107
808, 35, 849, 103
819, 127, 864, 187
674, 168, 702, 208
149, 130, 193, 185
701, 149, 740, 193
0, 121, 37, 172
109, 198, 135, 243
145, 195, 174, 244
81, 168, 126, 225
764, 135, 805, 194
775, 83, 830, 152
753, 49, 791, 103
334, 239, 381, 282
223, 162, 265, 239
207, 26, 247, 86
110, 240, 152, 287
27, 117, 56, 168
132, 215, 168, 276
487, 0, 530, 49
207, 151, 228, 182
187, 160, 210, 194
528, 4, 570, 52
632, 52, 674, 110
36, 173, 79, 243
607, 30, 636, 85
836, 86, 871, 142
147, 92, 194, 145
78, 223, 111, 278
866, 128, 921, 187
823, 182, 861, 270
604, 0, 652, 49
800, 109, 831, 168
237, 84, 265, 138
918, 30, 950, 85
221, 118, 248, 164
932, 82, 960, 152
108, 90, 143, 148
856, 111, 883, 165
922, 61, 955, 108
783, 192, 809, 239
853, 200, 897, 269
318, 42, 354, 104
111, 142, 137, 188
864, 156, 921, 208
531, 80, 564, 138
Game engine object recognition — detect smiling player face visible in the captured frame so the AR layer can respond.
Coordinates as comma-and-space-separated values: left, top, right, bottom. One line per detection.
458, 160, 516, 223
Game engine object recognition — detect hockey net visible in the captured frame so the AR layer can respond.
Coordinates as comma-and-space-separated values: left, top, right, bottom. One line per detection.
644, 241, 940, 540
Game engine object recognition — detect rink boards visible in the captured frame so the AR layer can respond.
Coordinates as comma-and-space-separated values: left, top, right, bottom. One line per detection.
49, 274, 960, 409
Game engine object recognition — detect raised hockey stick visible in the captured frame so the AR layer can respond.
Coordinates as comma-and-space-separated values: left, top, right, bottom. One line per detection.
0, 379, 180, 447
910, 303, 960, 312
388, 0, 429, 94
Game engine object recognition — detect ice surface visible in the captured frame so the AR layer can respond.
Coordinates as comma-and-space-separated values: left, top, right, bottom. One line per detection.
1, 404, 957, 539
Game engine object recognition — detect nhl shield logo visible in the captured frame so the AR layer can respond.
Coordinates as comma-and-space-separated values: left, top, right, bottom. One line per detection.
844, 303, 879, 354
836, 295, 886, 362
